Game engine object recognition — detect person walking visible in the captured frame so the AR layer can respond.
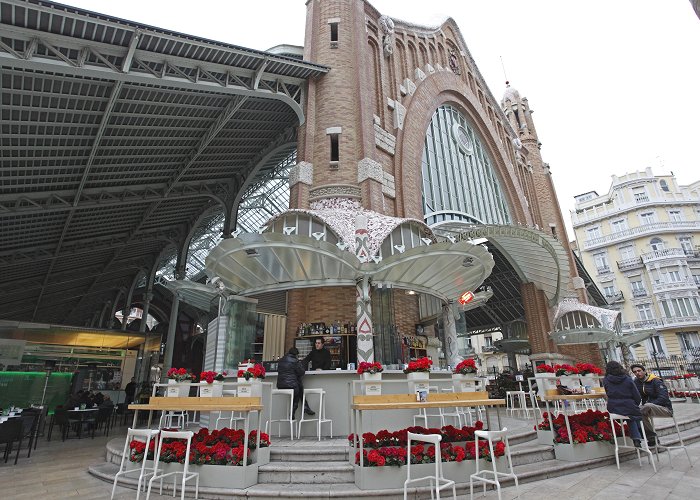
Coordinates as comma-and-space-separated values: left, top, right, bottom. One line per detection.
603, 361, 644, 448
277, 347, 314, 418
124, 377, 137, 404
630, 363, 673, 446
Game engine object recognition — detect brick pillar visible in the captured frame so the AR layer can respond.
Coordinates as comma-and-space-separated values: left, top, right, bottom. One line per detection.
289, 161, 313, 209
521, 282, 557, 355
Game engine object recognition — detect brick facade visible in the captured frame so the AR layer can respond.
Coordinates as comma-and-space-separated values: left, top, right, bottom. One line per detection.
289, 0, 600, 365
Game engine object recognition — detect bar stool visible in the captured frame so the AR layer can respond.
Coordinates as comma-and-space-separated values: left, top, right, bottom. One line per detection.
298, 388, 332, 440
159, 410, 186, 429
651, 413, 692, 467
505, 391, 530, 419
469, 428, 519, 500
608, 413, 656, 472
403, 432, 456, 500
111, 428, 160, 500
146, 430, 199, 500
268, 389, 295, 439
440, 388, 463, 427
213, 389, 246, 430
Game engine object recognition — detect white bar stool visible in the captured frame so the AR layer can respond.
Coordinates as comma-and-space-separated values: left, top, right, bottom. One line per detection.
111, 428, 160, 500
146, 430, 199, 500
651, 413, 692, 467
440, 388, 463, 427
268, 388, 295, 439
505, 391, 530, 419
469, 428, 519, 500
159, 410, 186, 429
298, 388, 332, 440
404, 432, 456, 500
608, 413, 656, 472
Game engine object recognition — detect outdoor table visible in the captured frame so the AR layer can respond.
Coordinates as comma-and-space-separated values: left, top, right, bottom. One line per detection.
128, 396, 263, 468
351, 392, 506, 466
538, 389, 606, 446
67, 408, 98, 438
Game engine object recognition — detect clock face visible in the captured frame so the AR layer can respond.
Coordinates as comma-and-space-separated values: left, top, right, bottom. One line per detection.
452, 124, 473, 155
416, 325, 424, 335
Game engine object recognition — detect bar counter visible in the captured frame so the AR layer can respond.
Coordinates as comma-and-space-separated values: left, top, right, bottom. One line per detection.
264, 370, 463, 437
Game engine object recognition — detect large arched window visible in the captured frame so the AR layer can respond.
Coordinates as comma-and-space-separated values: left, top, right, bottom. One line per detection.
422, 105, 511, 226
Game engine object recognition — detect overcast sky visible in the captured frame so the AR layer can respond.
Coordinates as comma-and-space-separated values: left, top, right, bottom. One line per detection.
62, 0, 700, 237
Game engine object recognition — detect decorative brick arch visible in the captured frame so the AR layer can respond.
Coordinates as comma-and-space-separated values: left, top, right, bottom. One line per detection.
394, 70, 530, 226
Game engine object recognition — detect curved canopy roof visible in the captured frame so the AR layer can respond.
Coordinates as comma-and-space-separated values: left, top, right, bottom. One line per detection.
205, 232, 494, 303
550, 299, 621, 345
0, 0, 328, 325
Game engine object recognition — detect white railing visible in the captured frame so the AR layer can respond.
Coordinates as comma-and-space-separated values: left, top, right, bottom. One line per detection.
623, 317, 700, 331
631, 288, 648, 298
661, 316, 700, 329
572, 197, 699, 226
583, 221, 700, 249
617, 257, 643, 271
622, 319, 661, 331
651, 280, 696, 293
641, 247, 686, 263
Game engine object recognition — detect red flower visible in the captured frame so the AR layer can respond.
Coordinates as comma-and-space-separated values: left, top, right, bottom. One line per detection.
454, 358, 477, 375
536, 364, 555, 373
357, 361, 384, 374
404, 357, 433, 374
238, 364, 266, 380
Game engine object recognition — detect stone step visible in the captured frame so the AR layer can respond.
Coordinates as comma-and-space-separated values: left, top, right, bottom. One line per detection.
270, 445, 348, 462
258, 461, 354, 484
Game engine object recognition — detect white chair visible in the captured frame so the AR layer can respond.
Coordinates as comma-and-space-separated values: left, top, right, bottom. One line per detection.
470, 428, 519, 500
159, 410, 186, 429
608, 413, 656, 472
651, 413, 692, 467
146, 430, 199, 500
268, 389, 295, 439
505, 391, 530, 419
297, 388, 332, 440
111, 428, 160, 500
404, 432, 456, 500
440, 388, 463, 427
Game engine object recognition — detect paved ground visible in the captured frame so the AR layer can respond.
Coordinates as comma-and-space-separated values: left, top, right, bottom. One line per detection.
1, 404, 699, 499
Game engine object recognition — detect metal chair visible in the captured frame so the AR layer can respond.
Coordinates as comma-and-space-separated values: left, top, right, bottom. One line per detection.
651, 413, 692, 467
470, 428, 519, 500
608, 413, 656, 472
0, 418, 24, 464
268, 389, 296, 439
147, 430, 199, 500
404, 432, 456, 500
111, 428, 160, 500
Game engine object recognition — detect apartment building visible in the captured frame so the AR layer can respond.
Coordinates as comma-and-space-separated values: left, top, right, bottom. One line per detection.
572, 167, 700, 361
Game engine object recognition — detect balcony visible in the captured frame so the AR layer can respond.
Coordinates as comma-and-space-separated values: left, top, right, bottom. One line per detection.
631, 288, 648, 298
583, 220, 700, 250
651, 280, 697, 293
596, 266, 612, 275
604, 291, 625, 304
641, 247, 686, 264
622, 319, 661, 332
661, 316, 700, 329
617, 257, 643, 271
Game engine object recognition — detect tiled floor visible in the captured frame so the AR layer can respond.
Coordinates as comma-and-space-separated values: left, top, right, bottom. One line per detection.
2, 406, 700, 499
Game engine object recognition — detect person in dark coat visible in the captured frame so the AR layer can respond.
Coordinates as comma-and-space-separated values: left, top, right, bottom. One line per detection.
303, 337, 332, 371
125, 377, 138, 404
631, 363, 673, 445
276, 347, 314, 417
603, 361, 644, 448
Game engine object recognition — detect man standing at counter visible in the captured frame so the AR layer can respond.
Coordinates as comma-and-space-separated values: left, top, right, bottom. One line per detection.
278, 346, 315, 417
304, 337, 332, 371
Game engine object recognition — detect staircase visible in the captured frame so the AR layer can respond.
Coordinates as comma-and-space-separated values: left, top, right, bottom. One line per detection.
90, 404, 700, 499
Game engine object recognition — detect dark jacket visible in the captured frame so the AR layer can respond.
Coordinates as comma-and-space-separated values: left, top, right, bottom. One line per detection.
603, 373, 642, 417
277, 353, 305, 389
633, 374, 673, 412
304, 347, 332, 370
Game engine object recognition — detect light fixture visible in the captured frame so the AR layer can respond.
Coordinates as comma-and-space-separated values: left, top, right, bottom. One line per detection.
458, 291, 475, 305
406, 290, 416, 295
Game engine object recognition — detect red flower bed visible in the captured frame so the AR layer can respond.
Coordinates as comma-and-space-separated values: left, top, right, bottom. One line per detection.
129, 427, 270, 466
237, 363, 266, 380
354, 437, 504, 467
536, 364, 555, 374
554, 364, 579, 376
200, 370, 226, 384
453, 358, 477, 375
404, 357, 432, 374
349, 423, 484, 448
166, 367, 196, 382
535, 411, 627, 444
357, 361, 383, 375
575, 363, 603, 376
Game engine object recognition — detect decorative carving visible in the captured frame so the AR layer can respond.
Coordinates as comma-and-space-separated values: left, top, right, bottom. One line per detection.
448, 49, 461, 75
414, 68, 426, 82
309, 184, 362, 201
289, 161, 313, 186
512, 137, 523, 150
379, 15, 395, 57
403, 78, 416, 96
358, 157, 384, 183
309, 197, 362, 211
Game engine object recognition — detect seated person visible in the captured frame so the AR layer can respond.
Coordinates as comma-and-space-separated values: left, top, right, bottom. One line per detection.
631, 363, 673, 446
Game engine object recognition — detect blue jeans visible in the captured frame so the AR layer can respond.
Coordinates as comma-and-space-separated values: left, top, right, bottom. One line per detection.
628, 416, 643, 441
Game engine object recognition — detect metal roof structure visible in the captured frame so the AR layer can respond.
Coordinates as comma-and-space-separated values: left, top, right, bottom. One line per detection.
0, 0, 328, 325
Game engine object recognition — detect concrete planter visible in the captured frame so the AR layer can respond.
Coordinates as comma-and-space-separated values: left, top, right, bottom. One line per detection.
361, 372, 382, 395
452, 374, 480, 393
580, 374, 601, 389
253, 447, 270, 465
200, 381, 223, 398
536, 428, 553, 446
554, 441, 617, 462
559, 375, 580, 390
477, 456, 509, 474
354, 460, 477, 490
127, 459, 258, 488
238, 378, 263, 397
166, 380, 191, 397
406, 372, 430, 395
535, 373, 558, 392
686, 377, 700, 390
